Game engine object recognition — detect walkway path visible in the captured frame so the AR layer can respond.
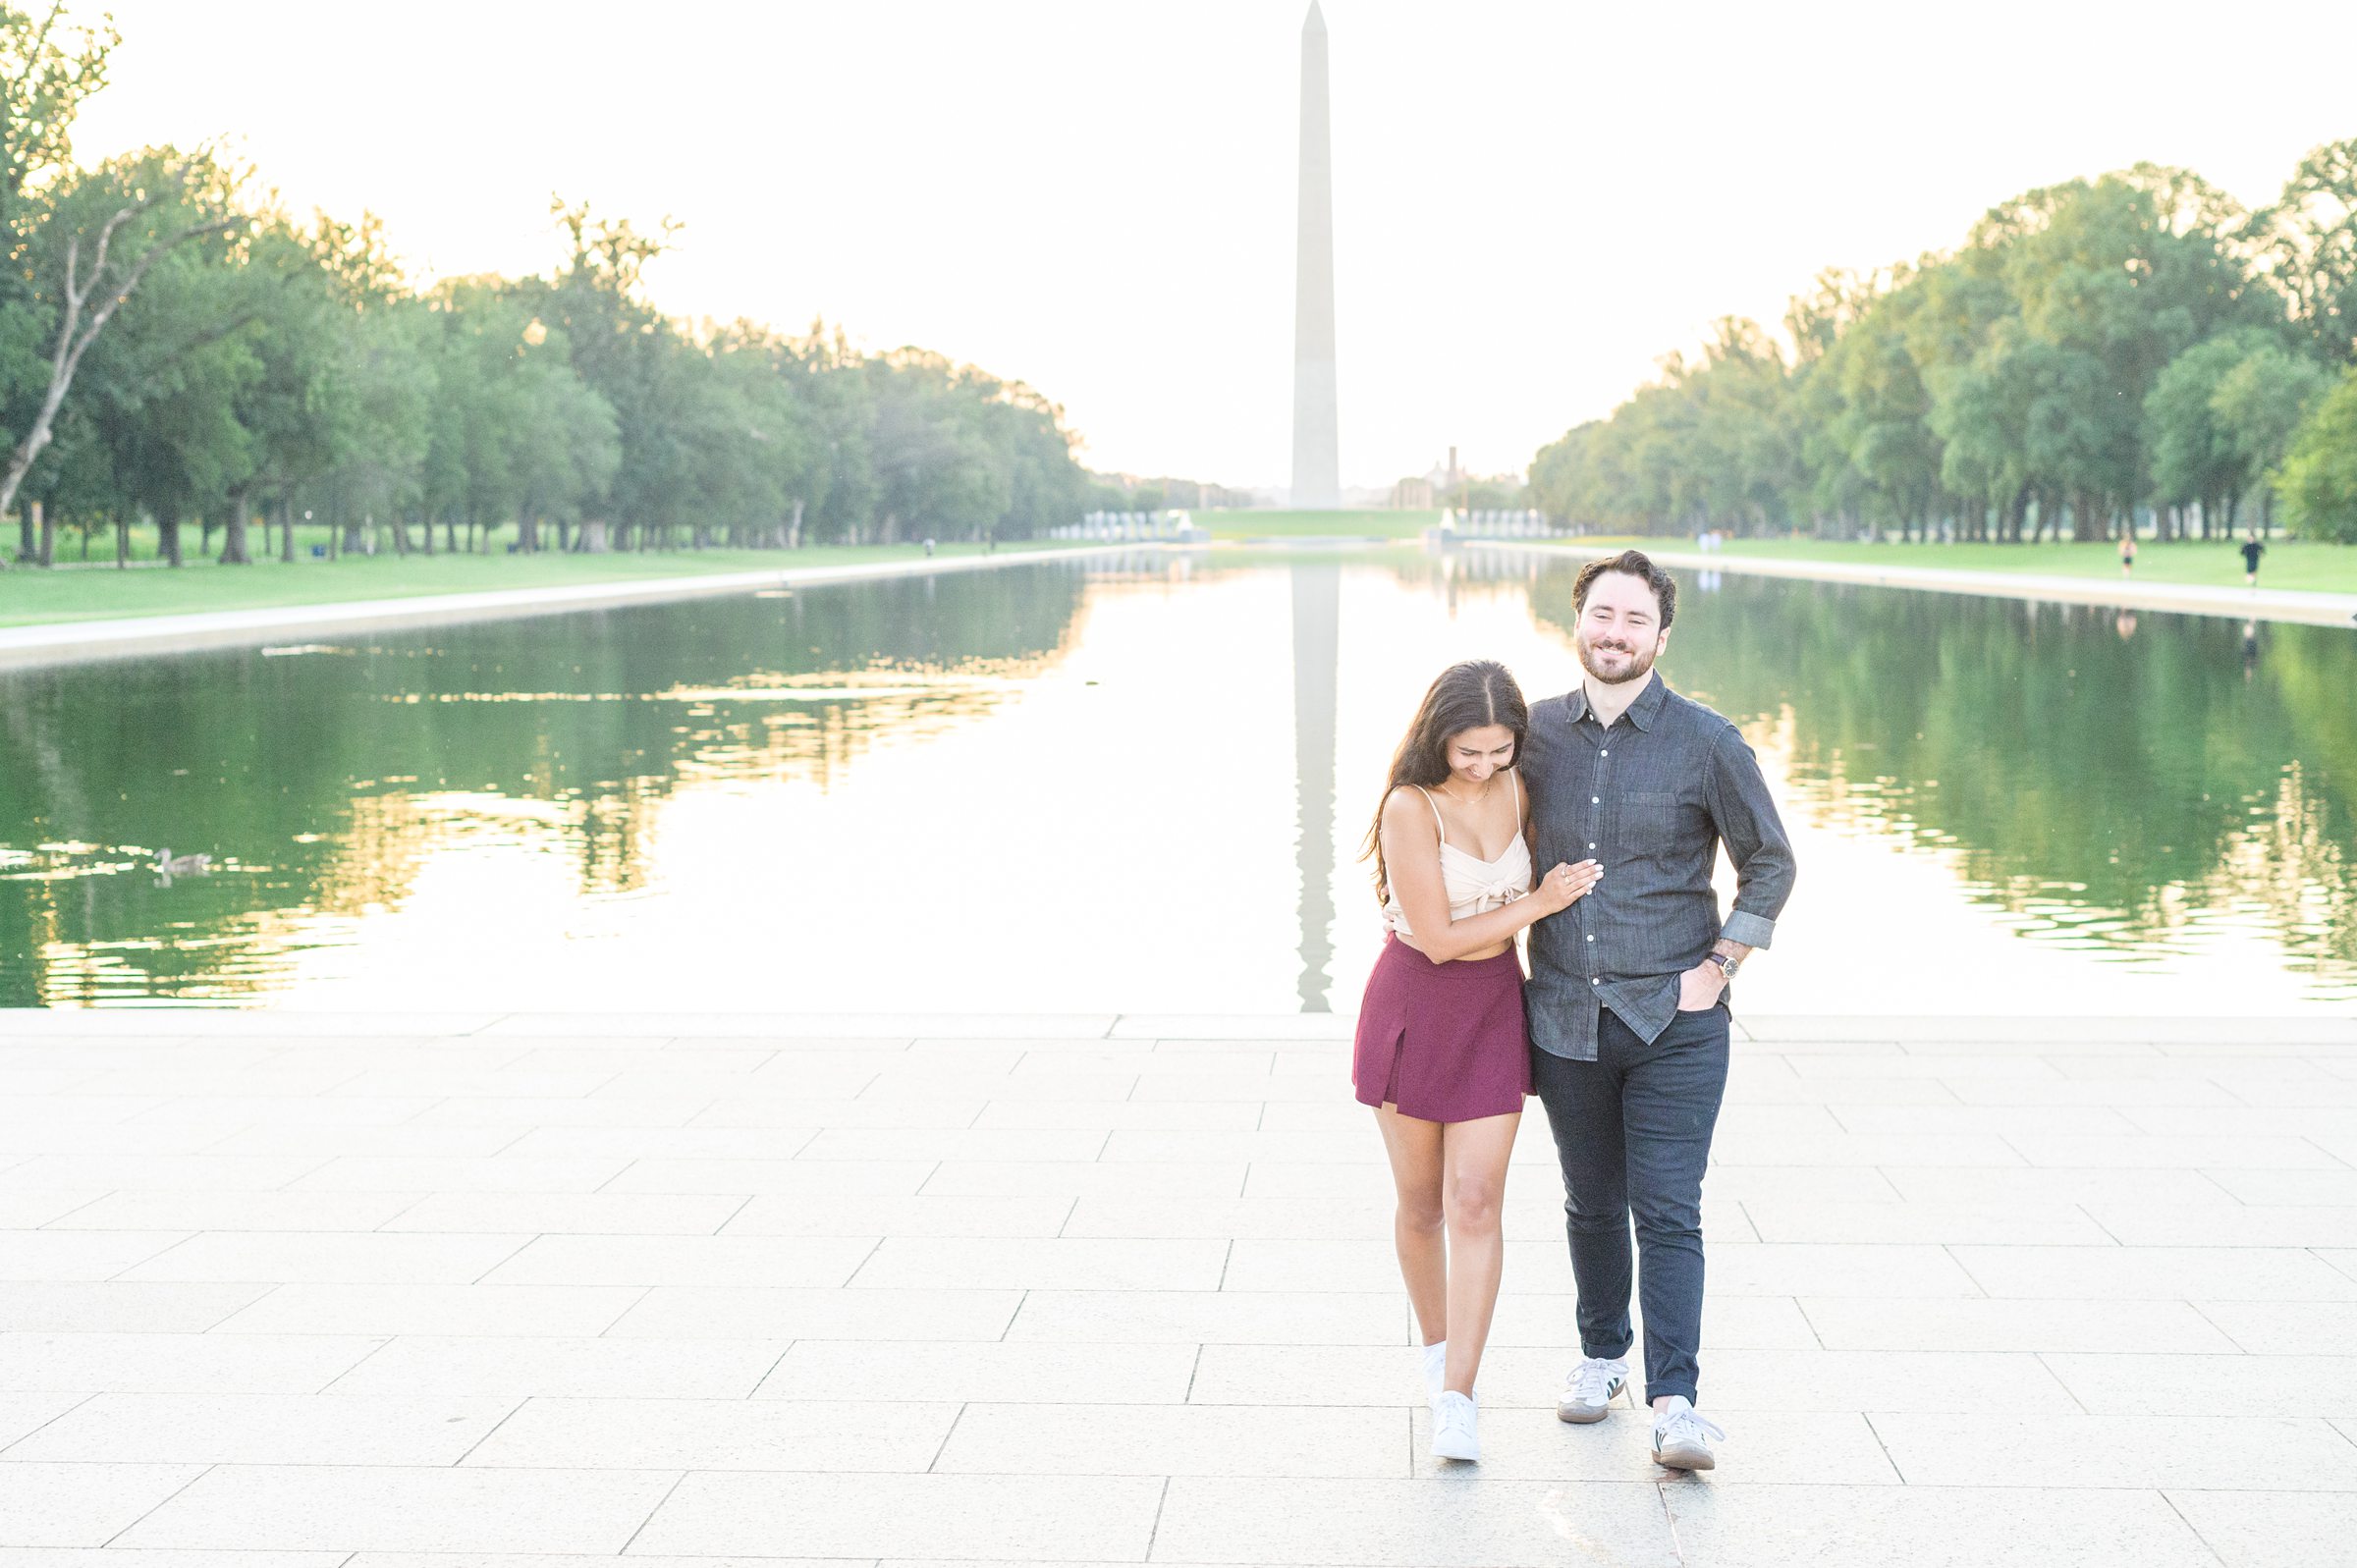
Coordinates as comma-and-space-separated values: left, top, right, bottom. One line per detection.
1475, 539, 2357, 629
0, 1006, 2348, 1565
0, 543, 1166, 672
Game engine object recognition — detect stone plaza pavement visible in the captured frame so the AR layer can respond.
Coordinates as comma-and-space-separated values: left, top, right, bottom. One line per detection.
0, 1008, 2353, 1567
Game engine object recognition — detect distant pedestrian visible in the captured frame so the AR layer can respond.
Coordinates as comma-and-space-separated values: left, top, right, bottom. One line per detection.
2119, 532, 2137, 577
2241, 531, 2266, 587
923, 537, 936, 558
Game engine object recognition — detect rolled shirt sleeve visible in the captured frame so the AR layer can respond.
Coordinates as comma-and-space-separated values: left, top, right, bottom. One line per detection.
1704, 724, 1795, 950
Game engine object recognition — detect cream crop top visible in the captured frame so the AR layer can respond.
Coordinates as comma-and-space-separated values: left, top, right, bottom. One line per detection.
1382, 779, 1535, 941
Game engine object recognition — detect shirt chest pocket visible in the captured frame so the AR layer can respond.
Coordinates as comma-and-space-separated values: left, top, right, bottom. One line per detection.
1619, 790, 1685, 841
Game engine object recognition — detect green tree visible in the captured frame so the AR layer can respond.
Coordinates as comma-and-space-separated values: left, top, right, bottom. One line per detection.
0, 1, 115, 515
524, 199, 687, 552
2146, 333, 2270, 532
2252, 138, 2357, 365
2279, 365, 2357, 542
793, 322, 879, 546
970, 375, 1088, 543
1814, 268, 1946, 537
2211, 340, 2330, 534
415, 278, 618, 555
866, 350, 1009, 543
705, 320, 830, 546
30, 152, 256, 567
0, 144, 241, 540
317, 297, 436, 555
216, 217, 356, 564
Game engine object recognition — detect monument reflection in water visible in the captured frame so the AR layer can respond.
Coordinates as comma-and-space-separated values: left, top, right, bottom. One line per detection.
0, 550, 2349, 1012
1290, 561, 1340, 1009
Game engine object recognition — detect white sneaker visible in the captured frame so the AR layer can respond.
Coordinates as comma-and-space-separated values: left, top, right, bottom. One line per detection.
1557, 1355, 1629, 1424
1419, 1340, 1449, 1401
1430, 1390, 1480, 1462
1650, 1396, 1726, 1471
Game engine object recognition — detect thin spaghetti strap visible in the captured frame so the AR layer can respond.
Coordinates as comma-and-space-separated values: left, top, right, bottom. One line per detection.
1412, 784, 1447, 845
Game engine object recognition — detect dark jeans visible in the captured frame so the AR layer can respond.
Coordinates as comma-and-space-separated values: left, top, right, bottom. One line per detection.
1531, 1001, 1730, 1405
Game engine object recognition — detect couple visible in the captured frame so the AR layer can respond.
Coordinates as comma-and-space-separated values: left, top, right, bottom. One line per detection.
1350, 549, 1796, 1469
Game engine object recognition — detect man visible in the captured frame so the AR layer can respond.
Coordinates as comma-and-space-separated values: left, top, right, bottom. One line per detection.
1520, 549, 1796, 1473
2241, 531, 2266, 587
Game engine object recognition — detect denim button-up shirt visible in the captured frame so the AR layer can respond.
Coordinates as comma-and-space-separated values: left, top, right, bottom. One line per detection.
1522, 675, 1796, 1061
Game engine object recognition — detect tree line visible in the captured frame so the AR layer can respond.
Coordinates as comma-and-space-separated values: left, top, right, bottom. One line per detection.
1530, 144, 2357, 544
1, 6, 1102, 570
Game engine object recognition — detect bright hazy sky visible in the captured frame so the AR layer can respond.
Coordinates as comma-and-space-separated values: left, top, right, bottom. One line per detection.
67, 1, 2355, 491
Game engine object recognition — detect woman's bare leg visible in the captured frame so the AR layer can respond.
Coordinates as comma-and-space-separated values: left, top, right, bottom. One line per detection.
1374, 1103, 1449, 1345
1439, 1109, 1519, 1395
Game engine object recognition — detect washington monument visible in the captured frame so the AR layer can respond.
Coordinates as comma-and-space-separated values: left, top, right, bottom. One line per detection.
1290, 2, 1340, 509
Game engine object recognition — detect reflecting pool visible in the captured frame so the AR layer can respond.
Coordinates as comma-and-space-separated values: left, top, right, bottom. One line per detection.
2, 549, 2350, 1013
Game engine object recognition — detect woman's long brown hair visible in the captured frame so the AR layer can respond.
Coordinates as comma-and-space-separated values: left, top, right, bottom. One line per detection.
1360, 660, 1530, 905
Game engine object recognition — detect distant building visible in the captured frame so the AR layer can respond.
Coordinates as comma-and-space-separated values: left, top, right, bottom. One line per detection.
1401, 446, 1524, 510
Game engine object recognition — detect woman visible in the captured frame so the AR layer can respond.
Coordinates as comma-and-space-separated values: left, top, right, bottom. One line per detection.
1352, 660, 1598, 1463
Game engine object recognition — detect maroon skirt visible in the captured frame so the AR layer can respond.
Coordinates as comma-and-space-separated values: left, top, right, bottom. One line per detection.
1350, 934, 1531, 1122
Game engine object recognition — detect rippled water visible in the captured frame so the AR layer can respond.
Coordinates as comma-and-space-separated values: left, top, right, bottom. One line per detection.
1, 549, 2349, 1012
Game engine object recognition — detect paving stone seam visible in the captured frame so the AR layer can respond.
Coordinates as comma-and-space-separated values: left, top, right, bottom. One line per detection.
444, 1395, 531, 1467
0, 1387, 99, 1458
742, 1342, 797, 1402
310, 1337, 397, 1395
615, 1467, 691, 1556
98, 1458, 216, 1548
464, 1234, 543, 1286
590, 1284, 655, 1337
920, 1401, 967, 1476
1790, 1299, 1829, 1352
2156, 1490, 2242, 1568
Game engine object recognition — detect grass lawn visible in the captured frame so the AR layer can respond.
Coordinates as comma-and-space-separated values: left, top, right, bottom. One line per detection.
1198, 509, 1436, 540
1554, 535, 2357, 595
0, 538, 1073, 629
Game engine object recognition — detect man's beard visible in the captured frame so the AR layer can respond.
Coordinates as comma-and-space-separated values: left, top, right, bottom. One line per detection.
1576, 633, 1656, 686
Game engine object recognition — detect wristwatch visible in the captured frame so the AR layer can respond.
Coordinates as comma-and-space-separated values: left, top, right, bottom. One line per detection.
1705, 952, 1742, 980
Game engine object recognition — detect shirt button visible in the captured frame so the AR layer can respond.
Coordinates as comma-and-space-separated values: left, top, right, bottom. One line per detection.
1588, 842, 1597, 849
1601, 749, 1609, 757
1586, 934, 1595, 942
1591, 796, 1600, 804
1590, 977, 1600, 985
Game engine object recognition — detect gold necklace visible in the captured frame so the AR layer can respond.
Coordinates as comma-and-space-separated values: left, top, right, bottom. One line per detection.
1435, 776, 1495, 809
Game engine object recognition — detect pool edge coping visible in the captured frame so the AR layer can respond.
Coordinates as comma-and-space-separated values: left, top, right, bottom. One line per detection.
1466, 539, 2357, 629
0, 542, 1187, 671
